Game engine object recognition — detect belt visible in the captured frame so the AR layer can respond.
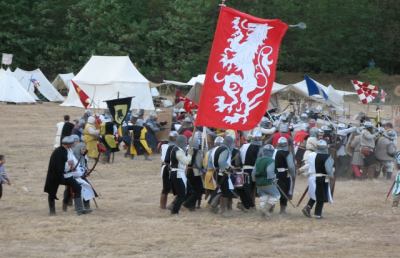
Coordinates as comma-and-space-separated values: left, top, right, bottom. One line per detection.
243, 165, 254, 169
314, 173, 327, 177
277, 168, 288, 172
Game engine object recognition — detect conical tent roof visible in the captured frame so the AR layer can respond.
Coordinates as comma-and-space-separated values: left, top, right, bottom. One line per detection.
52, 73, 74, 91
62, 56, 154, 110
13, 68, 64, 102
0, 69, 36, 103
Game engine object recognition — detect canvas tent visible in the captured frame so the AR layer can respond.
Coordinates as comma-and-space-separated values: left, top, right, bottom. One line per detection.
0, 69, 36, 103
52, 73, 74, 94
286, 80, 356, 110
12, 68, 64, 102
61, 56, 154, 110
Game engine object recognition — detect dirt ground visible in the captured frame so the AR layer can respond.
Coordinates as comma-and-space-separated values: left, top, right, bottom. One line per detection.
0, 102, 399, 258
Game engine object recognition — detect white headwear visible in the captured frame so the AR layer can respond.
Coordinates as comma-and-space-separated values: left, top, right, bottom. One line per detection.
87, 116, 96, 124
169, 131, 179, 137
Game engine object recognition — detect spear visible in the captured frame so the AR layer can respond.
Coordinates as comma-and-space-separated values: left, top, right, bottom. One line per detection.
296, 186, 309, 207
385, 180, 395, 202
274, 182, 296, 208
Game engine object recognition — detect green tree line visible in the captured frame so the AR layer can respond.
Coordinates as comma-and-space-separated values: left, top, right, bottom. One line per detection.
0, 0, 399, 81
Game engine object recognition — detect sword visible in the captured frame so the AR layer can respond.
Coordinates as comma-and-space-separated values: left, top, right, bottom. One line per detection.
296, 186, 309, 207
273, 181, 296, 208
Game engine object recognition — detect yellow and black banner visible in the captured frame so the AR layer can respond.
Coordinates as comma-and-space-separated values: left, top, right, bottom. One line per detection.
105, 97, 133, 125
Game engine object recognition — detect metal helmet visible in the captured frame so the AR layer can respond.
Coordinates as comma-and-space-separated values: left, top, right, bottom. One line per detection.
384, 130, 397, 141
258, 144, 275, 158
277, 137, 288, 148
214, 136, 224, 146
316, 139, 329, 154
223, 135, 234, 149
300, 113, 308, 121
337, 123, 346, 130
189, 137, 200, 149
363, 121, 373, 128
176, 135, 188, 150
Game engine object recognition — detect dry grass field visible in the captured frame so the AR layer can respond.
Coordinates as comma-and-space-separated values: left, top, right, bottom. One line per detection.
0, 102, 399, 258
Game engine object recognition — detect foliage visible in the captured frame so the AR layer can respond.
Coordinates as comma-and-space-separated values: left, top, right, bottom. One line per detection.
0, 0, 399, 81
358, 67, 385, 85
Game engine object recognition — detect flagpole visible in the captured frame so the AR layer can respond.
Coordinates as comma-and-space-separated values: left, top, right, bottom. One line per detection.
27, 75, 33, 96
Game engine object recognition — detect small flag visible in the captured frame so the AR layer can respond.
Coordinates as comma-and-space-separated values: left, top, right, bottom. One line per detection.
30, 78, 40, 88
304, 75, 328, 100
351, 80, 378, 104
177, 94, 198, 114
380, 89, 387, 103
71, 80, 91, 108
1, 53, 13, 65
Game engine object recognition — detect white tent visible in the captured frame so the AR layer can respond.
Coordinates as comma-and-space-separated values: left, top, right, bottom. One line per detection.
289, 80, 355, 99
52, 73, 75, 92
61, 56, 154, 110
287, 80, 357, 110
0, 69, 36, 103
13, 68, 65, 102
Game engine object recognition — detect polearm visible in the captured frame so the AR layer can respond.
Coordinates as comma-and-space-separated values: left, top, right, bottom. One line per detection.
385, 180, 395, 202
296, 186, 308, 207
274, 182, 296, 208
323, 114, 337, 197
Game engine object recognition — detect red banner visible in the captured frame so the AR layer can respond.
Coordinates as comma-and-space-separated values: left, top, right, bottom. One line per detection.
72, 80, 90, 109
195, 7, 288, 130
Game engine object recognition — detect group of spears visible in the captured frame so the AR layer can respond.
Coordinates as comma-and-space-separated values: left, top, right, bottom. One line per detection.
159, 106, 400, 219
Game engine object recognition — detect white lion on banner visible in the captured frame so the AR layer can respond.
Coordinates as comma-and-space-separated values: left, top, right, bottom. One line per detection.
214, 17, 274, 124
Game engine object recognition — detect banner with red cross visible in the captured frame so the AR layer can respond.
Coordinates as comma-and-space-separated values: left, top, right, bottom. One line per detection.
351, 80, 379, 104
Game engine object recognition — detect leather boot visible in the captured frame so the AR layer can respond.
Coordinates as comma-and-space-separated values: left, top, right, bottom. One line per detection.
167, 197, 176, 211
227, 198, 233, 210
63, 201, 68, 212
302, 205, 311, 218
48, 196, 56, 216
74, 198, 87, 215
83, 200, 93, 213
210, 193, 221, 214
261, 203, 273, 218
160, 194, 168, 209
196, 198, 202, 209
219, 197, 227, 216
269, 204, 275, 213
279, 205, 287, 215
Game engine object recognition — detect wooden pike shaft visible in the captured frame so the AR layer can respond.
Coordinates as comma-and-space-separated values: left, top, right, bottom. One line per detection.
296, 186, 308, 207
385, 180, 395, 202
